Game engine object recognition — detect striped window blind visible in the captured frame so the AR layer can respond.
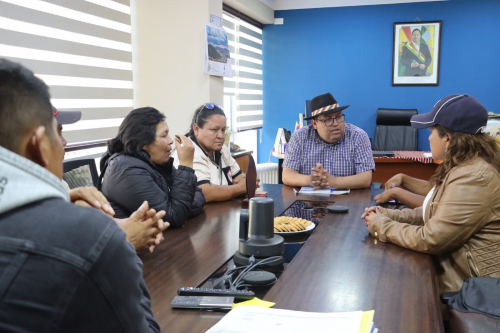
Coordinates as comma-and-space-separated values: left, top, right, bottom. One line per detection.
0, 0, 132, 145
223, 12, 263, 132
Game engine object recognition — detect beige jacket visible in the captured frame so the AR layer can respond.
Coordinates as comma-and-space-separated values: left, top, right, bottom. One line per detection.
370, 157, 500, 293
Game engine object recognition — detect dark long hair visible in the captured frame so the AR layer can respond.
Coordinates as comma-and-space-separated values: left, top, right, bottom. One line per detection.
430, 125, 500, 187
185, 104, 225, 137
108, 107, 165, 156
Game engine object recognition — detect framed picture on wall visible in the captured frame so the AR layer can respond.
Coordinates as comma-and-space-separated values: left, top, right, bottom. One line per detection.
392, 21, 442, 86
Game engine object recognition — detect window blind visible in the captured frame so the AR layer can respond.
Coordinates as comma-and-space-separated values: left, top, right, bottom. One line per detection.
0, 0, 132, 145
223, 12, 263, 132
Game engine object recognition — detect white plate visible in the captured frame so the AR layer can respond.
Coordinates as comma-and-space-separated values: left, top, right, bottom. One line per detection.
274, 222, 315, 235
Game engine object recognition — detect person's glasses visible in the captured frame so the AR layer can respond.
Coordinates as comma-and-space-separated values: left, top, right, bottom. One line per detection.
315, 114, 345, 126
203, 103, 223, 111
196, 103, 224, 123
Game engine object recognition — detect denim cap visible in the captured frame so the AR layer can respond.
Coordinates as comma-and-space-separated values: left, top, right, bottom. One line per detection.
52, 106, 81, 125
410, 94, 488, 134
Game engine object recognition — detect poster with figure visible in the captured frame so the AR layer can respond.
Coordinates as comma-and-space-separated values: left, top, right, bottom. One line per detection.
392, 21, 441, 85
203, 22, 233, 78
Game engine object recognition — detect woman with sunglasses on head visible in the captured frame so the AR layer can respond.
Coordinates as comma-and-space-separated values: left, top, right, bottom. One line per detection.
361, 95, 500, 297
172, 103, 248, 202
99, 107, 206, 228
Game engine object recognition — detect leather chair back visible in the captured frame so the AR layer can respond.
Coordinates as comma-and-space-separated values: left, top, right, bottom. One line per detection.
63, 158, 99, 188
373, 108, 418, 151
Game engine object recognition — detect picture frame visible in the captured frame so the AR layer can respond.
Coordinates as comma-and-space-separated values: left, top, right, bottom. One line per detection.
203, 22, 233, 78
392, 21, 442, 86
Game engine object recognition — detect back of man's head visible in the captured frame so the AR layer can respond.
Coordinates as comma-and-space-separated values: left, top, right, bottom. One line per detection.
0, 59, 54, 152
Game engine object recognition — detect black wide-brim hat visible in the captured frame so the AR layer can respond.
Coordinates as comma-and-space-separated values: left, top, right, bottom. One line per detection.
304, 92, 350, 120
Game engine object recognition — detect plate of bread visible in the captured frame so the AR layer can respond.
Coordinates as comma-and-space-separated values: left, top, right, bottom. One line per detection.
273, 216, 315, 235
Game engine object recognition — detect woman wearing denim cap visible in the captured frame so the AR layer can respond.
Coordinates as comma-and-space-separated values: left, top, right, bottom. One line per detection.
361, 94, 500, 294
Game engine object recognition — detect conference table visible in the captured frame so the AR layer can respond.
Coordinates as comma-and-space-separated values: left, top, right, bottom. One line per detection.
140, 184, 444, 333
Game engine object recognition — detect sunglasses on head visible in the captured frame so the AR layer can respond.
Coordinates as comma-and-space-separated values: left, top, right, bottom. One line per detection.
196, 103, 224, 123
203, 103, 223, 111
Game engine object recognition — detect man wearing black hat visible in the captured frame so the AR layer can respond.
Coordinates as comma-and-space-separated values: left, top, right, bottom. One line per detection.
282, 93, 374, 189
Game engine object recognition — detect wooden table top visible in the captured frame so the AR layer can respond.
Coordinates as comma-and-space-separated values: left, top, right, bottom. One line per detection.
140, 184, 443, 333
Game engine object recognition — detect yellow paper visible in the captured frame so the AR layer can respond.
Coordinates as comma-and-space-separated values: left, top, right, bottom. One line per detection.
359, 310, 375, 333
232, 297, 275, 309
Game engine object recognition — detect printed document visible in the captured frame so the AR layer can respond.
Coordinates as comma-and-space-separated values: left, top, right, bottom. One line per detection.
206, 306, 363, 333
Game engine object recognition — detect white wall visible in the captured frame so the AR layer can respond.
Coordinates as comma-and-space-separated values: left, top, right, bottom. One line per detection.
224, 0, 274, 24
134, 0, 223, 136
132, 0, 272, 137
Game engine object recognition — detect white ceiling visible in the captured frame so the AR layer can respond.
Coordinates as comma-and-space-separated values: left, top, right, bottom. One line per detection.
260, 0, 446, 11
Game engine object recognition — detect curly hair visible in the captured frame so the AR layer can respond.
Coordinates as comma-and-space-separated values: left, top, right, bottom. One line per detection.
430, 125, 500, 187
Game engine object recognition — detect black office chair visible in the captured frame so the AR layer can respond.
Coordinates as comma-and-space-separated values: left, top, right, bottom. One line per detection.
372, 108, 418, 151
63, 158, 99, 189
305, 100, 312, 125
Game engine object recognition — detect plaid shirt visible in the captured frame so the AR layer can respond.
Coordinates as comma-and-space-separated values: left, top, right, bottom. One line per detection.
283, 124, 375, 177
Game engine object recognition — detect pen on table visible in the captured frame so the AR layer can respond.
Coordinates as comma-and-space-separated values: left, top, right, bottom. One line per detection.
175, 135, 183, 147
293, 188, 299, 196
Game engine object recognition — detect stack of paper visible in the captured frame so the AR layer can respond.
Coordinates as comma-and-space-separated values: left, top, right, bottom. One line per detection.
299, 187, 350, 196
205, 306, 376, 333
299, 187, 331, 196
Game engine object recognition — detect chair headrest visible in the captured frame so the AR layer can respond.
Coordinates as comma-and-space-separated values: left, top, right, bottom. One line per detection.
376, 108, 418, 126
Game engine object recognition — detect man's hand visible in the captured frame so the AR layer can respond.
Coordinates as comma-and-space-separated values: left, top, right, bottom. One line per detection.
310, 163, 330, 190
115, 201, 169, 252
411, 61, 419, 68
175, 134, 195, 169
70, 186, 115, 216
419, 64, 425, 70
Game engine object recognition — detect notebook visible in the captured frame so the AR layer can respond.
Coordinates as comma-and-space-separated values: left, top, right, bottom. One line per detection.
299, 187, 350, 196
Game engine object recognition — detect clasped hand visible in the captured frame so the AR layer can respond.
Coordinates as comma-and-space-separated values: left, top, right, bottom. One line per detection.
360, 206, 387, 230
116, 201, 169, 253
310, 163, 330, 190
70, 187, 168, 252
411, 61, 425, 70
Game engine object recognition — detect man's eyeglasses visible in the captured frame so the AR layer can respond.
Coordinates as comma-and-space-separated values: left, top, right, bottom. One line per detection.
315, 114, 345, 126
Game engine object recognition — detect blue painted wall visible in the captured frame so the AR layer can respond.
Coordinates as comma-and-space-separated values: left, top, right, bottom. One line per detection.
260, 0, 500, 163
